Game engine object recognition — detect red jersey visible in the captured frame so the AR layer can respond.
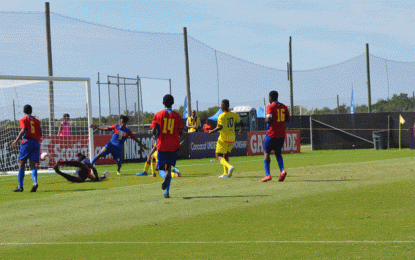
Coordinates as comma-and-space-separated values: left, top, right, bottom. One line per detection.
151, 109, 183, 152
203, 123, 213, 132
266, 102, 289, 138
20, 115, 42, 141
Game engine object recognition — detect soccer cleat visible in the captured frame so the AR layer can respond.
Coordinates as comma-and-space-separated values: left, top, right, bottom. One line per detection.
164, 193, 170, 198
261, 175, 272, 182
278, 170, 287, 182
218, 174, 229, 178
13, 187, 23, 192
149, 174, 157, 177
117, 171, 121, 176
136, 171, 148, 176
30, 184, 39, 192
103, 171, 111, 178
162, 172, 171, 190
227, 166, 234, 178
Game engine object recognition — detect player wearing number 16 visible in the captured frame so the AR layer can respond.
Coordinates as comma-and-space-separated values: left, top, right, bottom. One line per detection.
151, 94, 183, 198
262, 91, 290, 183
90, 115, 146, 175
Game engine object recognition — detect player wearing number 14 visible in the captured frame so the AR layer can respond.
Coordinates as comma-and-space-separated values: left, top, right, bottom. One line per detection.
151, 94, 183, 198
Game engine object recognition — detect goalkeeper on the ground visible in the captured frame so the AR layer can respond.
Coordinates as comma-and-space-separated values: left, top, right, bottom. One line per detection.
136, 143, 181, 178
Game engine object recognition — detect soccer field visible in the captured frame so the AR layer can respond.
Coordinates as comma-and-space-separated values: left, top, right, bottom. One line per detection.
1, 149, 415, 259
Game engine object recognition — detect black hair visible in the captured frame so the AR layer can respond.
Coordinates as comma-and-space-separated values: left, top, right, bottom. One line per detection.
163, 94, 174, 108
23, 104, 32, 115
77, 152, 86, 161
222, 99, 230, 109
120, 115, 129, 123
269, 91, 279, 102
63, 113, 70, 118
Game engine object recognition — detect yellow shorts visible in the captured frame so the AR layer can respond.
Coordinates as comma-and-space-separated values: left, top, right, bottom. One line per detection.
215, 139, 234, 154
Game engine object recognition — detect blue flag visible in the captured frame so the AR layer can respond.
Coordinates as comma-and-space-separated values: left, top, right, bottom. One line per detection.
350, 86, 355, 114
183, 96, 188, 119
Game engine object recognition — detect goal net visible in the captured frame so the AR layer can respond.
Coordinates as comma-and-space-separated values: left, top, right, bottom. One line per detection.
0, 75, 94, 175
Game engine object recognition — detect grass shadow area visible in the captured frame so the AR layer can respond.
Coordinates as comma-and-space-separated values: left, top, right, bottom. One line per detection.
182, 194, 270, 199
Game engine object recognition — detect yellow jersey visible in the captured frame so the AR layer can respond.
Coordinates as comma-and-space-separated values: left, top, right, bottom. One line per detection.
217, 111, 241, 143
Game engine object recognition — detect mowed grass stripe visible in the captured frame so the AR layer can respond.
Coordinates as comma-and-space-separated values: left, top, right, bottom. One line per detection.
0, 153, 414, 239
1, 179, 415, 259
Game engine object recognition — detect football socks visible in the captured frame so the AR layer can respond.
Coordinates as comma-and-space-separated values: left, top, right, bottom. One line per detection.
18, 168, 25, 188
276, 152, 284, 172
219, 157, 232, 169
264, 159, 271, 177
91, 155, 98, 165
143, 162, 150, 173
223, 165, 228, 175
151, 161, 156, 175
31, 168, 38, 185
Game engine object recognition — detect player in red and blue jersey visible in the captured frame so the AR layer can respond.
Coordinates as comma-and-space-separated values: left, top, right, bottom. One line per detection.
262, 91, 290, 182
11, 105, 42, 192
151, 94, 183, 198
90, 115, 146, 175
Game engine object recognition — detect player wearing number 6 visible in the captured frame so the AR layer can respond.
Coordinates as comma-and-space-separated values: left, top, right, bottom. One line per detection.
11, 104, 42, 192
90, 115, 146, 175
151, 94, 183, 198
209, 99, 243, 178
262, 91, 290, 182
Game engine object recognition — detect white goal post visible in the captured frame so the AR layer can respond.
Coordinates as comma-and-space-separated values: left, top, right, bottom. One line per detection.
0, 75, 94, 175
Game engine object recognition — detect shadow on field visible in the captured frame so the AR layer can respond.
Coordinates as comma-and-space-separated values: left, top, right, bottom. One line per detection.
182, 194, 270, 199
180, 173, 212, 177
291, 179, 360, 182
42, 188, 98, 192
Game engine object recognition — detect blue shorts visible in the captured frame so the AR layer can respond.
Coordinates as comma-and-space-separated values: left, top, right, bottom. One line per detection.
157, 151, 177, 170
100, 143, 122, 164
19, 139, 40, 162
264, 135, 285, 154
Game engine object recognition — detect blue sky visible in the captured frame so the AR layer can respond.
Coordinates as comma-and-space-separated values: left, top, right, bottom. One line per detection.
2, 0, 414, 70
1, 0, 414, 115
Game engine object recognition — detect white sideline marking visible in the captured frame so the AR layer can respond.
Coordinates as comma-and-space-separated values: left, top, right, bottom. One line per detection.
1, 241, 415, 245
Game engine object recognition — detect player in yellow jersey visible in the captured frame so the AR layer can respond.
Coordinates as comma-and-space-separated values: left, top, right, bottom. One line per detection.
209, 99, 244, 178
136, 142, 181, 177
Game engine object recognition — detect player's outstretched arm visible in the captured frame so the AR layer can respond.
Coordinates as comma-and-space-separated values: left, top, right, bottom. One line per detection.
208, 125, 222, 135
133, 138, 147, 149
11, 128, 26, 148
90, 125, 111, 131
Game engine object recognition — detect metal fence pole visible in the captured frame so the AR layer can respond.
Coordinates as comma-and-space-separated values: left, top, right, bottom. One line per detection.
183, 27, 192, 115
366, 43, 372, 113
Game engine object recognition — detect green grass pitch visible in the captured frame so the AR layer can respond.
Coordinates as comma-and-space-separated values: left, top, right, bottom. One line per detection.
1, 148, 415, 259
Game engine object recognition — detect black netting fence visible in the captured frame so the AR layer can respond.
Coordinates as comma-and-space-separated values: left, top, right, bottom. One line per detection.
1, 11, 415, 122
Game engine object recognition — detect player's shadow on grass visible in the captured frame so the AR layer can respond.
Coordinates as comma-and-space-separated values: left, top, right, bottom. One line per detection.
291, 179, 360, 182
182, 194, 270, 199
42, 188, 97, 192
180, 173, 212, 177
